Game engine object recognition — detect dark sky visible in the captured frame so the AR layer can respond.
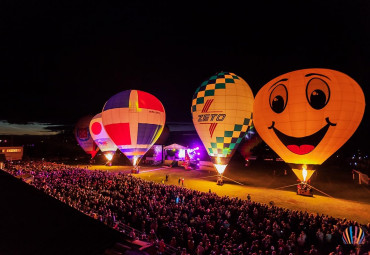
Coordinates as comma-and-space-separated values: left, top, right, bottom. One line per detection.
1, 1, 369, 139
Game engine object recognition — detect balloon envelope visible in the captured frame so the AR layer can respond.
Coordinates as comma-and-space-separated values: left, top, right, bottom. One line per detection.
253, 68, 365, 167
102, 90, 166, 165
75, 115, 99, 158
191, 72, 254, 173
89, 113, 118, 160
238, 125, 262, 161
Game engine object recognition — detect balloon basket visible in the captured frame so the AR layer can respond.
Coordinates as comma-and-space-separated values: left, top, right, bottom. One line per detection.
297, 182, 313, 197
275, 182, 332, 198
131, 166, 140, 174
216, 176, 224, 186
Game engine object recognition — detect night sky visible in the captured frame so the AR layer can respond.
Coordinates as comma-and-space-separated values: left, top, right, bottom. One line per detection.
1, 1, 369, 148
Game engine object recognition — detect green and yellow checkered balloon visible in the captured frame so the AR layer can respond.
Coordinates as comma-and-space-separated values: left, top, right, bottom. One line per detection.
191, 72, 254, 174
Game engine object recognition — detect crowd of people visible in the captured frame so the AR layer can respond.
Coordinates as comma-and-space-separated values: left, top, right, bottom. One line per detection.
3, 161, 370, 255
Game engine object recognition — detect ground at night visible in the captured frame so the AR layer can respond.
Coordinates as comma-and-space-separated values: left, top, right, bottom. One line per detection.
84, 163, 370, 224
0, 171, 126, 255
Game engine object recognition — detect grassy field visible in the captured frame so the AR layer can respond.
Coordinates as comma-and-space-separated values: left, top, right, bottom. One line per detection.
83, 163, 370, 224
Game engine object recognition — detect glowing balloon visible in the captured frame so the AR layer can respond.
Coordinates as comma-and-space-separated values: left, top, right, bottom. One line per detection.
89, 113, 118, 161
75, 115, 99, 158
342, 226, 366, 245
191, 72, 254, 174
102, 90, 166, 166
253, 68, 365, 181
238, 125, 262, 161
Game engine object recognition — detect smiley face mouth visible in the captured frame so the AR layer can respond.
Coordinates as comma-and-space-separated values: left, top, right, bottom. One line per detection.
268, 117, 336, 155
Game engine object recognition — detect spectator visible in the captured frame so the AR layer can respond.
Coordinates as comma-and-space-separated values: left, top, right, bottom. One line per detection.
4, 161, 369, 255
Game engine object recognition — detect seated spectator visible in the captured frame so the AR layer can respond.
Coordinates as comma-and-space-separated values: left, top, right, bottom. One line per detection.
4, 161, 369, 255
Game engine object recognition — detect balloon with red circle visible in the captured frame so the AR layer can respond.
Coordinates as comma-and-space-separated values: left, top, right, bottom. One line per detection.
89, 113, 118, 161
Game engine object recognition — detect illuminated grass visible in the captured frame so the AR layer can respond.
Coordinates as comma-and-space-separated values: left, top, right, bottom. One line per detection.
84, 165, 370, 224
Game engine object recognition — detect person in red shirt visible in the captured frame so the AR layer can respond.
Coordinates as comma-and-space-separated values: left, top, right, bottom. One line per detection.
158, 239, 166, 254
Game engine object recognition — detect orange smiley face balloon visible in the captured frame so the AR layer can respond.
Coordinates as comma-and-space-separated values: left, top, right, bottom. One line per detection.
253, 68, 365, 166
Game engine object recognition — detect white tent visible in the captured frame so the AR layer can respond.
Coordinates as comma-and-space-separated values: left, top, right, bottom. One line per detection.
163, 143, 188, 150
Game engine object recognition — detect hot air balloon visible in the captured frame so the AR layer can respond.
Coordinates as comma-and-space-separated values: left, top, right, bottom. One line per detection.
101, 90, 166, 171
238, 125, 262, 164
253, 68, 365, 185
342, 226, 366, 245
89, 113, 118, 162
191, 72, 254, 182
75, 115, 99, 158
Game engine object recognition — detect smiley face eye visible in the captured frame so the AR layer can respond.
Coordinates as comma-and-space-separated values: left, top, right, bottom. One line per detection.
269, 84, 288, 113
306, 78, 330, 110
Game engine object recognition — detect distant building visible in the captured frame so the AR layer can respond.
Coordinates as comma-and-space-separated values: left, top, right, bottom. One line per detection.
0, 146, 23, 161
0, 154, 5, 169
